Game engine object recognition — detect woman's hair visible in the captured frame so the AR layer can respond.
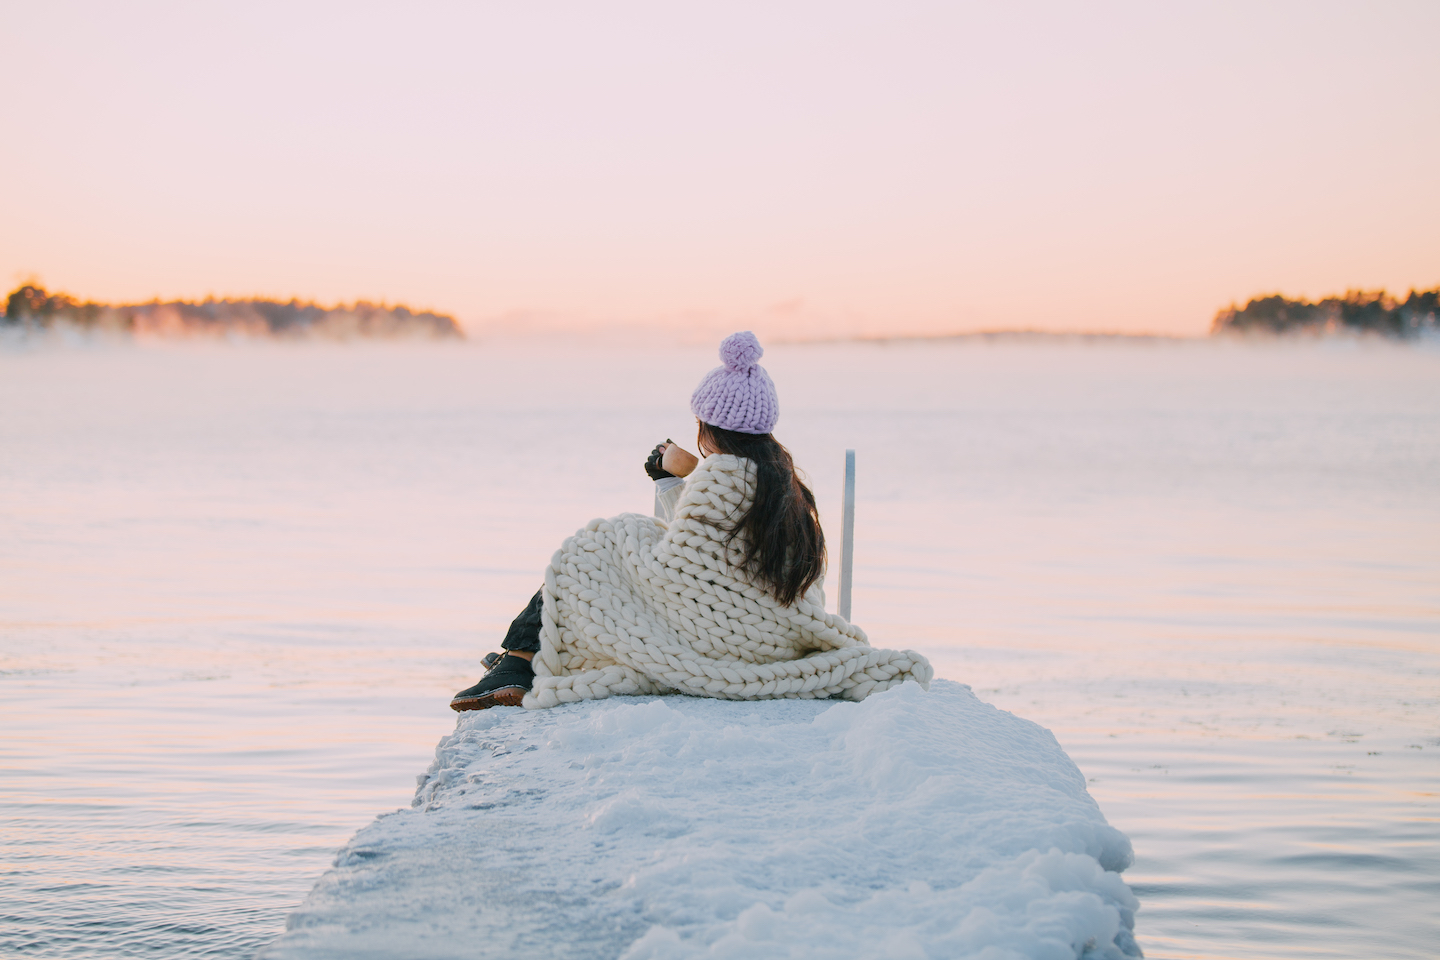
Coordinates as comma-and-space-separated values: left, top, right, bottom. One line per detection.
695, 421, 826, 607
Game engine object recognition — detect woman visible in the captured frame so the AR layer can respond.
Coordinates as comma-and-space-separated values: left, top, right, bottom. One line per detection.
450, 331, 930, 711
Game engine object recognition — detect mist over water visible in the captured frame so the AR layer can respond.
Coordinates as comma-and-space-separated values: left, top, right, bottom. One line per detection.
2, 338, 1436, 959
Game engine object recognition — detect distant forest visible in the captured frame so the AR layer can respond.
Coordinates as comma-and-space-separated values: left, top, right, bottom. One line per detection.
1213, 288, 1439, 338
1, 284, 462, 339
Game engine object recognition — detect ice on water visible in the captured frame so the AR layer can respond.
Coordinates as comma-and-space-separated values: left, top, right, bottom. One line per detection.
265, 682, 1138, 960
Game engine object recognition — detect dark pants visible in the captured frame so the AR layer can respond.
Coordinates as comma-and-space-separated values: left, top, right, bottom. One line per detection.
500, 589, 544, 653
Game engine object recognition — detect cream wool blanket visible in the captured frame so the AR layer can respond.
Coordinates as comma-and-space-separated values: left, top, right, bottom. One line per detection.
524, 454, 932, 708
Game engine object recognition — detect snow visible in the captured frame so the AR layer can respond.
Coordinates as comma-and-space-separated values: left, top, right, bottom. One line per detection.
261, 681, 1138, 960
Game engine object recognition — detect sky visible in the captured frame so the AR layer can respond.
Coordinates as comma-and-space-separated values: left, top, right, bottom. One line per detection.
3, 0, 1438, 338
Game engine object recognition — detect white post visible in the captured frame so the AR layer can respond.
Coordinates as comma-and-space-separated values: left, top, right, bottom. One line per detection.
838, 449, 855, 621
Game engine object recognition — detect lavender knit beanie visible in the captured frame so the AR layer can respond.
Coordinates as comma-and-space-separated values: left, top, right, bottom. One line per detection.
690, 331, 778, 434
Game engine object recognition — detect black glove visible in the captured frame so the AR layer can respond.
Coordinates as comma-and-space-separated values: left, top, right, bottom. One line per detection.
644, 440, 675, 480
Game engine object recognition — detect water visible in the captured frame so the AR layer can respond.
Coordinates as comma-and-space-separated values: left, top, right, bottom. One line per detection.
2, 337, 1436, 959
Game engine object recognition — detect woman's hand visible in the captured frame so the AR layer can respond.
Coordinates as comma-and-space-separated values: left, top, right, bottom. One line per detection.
644, 441, 675, 480
661, 442, 700, 478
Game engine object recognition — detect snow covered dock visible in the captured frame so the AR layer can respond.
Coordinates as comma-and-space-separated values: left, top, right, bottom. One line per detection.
262, 681, 1140, 959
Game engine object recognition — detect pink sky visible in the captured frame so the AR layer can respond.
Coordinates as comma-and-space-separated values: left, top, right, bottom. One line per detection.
4, 0, 1437, 338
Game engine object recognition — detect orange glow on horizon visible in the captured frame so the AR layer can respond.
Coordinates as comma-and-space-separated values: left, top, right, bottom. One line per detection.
3, 2, 1437, 338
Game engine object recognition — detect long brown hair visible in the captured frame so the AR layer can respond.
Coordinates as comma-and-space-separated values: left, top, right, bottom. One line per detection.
696, 421, 826, 606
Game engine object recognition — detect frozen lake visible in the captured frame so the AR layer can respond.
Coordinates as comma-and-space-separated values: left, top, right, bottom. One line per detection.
2, 336, 1437, 958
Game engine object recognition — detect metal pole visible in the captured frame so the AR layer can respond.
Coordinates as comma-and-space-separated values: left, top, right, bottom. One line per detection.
839, 449, 855, 621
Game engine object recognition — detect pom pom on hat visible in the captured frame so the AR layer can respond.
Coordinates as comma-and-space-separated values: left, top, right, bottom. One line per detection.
718, 330, 763, 371
690, 331, 779, 434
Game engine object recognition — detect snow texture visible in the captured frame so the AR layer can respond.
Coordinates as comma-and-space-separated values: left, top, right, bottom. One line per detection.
262, 681, 1138, 960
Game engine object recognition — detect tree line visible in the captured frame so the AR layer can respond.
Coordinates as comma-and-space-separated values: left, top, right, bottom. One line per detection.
1213, 288, 1439, 338
2, 284, 463, 339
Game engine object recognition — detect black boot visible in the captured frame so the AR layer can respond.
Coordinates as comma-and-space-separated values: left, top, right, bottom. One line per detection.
450, 654, 534, 712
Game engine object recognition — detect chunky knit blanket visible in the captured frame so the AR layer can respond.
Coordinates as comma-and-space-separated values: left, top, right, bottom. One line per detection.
524, 454, 933, 708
